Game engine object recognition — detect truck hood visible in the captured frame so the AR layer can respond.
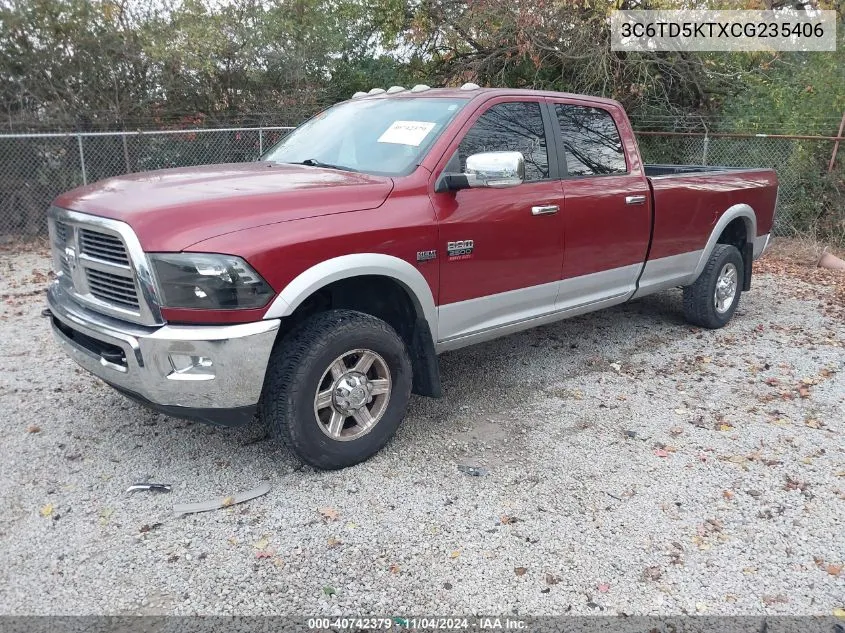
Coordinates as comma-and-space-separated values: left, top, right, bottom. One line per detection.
54, 162, 394, 251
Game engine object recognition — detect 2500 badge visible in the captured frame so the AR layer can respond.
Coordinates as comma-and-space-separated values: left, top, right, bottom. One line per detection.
447, 239, 474, 260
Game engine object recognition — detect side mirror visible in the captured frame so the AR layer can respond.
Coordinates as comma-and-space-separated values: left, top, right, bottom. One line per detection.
435, 151, 525, 192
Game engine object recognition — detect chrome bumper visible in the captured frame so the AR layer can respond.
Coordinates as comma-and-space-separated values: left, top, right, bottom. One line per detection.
47, 282, 280, 417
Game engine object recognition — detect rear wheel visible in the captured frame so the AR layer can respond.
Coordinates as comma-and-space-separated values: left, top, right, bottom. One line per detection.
260, 309, 412, 469
683, 244, 744, 329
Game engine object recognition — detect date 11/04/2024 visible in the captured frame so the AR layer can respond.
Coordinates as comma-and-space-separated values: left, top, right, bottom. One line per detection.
306, 617, 528, 630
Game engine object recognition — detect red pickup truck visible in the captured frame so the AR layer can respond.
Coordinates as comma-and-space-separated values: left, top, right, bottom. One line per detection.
45, 85, 778, 469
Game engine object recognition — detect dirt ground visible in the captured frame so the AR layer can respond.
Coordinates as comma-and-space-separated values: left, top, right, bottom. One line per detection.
0, 238, 843, 616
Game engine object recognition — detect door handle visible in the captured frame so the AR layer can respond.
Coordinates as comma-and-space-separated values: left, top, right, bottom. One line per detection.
531, 205, 559, 216
625, 195, 647, 205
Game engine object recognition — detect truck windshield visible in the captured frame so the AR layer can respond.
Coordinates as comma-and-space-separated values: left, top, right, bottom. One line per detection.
263, 97, 468, 176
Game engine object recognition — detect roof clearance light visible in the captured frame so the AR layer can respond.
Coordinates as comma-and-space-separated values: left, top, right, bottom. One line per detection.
386, 86, 406, 94
460, 82, 481, 90
368, 88, 386, 95
410, 84, 431, 93
351, 91, 368, 99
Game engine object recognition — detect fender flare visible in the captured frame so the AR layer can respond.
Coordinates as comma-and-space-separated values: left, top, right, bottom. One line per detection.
690, 203, 757, 281
262, 253, 438, 340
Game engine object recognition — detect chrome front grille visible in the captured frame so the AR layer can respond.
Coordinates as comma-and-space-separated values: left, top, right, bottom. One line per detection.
86, 268, 140, 309
79, 228, 130, 266
55, 221, 68, 243
48, 207, 162, 326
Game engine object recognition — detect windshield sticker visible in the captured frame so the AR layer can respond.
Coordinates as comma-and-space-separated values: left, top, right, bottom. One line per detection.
377, 121, 437, 146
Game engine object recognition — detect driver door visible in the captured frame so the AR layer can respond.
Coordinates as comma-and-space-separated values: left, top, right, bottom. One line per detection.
428, 98, 565, 342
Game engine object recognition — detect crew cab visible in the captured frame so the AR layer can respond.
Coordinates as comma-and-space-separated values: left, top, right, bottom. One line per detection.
44, 85, 778, 469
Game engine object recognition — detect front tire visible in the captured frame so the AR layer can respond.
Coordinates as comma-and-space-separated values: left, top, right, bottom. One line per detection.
260, 309, 412, 470
683, 244, 744, 329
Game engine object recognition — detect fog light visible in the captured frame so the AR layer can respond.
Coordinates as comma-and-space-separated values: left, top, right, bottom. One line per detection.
167, 354, 215, 381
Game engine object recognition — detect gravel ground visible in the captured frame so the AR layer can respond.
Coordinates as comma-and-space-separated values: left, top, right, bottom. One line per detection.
0, 245, 843, 616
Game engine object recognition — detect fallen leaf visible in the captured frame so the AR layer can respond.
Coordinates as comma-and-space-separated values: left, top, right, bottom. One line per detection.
545, 573, 560, 585
784, 476, 808, 492
500, 515, 519, 525
653, 448, 670, 458
40, 503, 53, 517
255, 550, 274, 559
26, 425, 41, 433
326, 537, 342, 549
389, 563, 400, 574
318, 507, 339, 521
139, 523, 162, 533
450, 550, 460, 559
798, 385, 811, 398
323, 585, 336, 597
834, 608, 845, 618
718, 423, 734, 432
98, 507, 113, 525
221, 496, 235, 507
762, 594, 789, 606
723, 490, 735, 500
826, 564, 843, 577
514, 566, 527, 576
669, 426, 684, 437
597, 583, 610, 593
253, 537, 269, 550
805, 419, 823, 429
641, 566, 662, 581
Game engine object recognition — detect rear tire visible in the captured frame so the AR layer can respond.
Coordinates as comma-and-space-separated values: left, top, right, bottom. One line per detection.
260, 309, 412, 470
683, 244, 744, 329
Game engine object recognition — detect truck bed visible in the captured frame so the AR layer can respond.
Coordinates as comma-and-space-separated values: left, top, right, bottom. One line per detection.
644, 164, 745, 177
644, 166, 779, 262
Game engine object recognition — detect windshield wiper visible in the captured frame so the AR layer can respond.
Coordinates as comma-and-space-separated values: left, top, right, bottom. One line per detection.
286, 158, 354, 171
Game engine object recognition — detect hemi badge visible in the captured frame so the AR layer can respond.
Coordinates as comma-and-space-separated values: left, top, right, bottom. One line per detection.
416, 250, 437, 262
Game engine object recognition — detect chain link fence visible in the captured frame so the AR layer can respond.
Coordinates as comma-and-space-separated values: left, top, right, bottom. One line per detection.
637, 132, 843, 240
0, 127, 292, 236
0, 126, 842, 240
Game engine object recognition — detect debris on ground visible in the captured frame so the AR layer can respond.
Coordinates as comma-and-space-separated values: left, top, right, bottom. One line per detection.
173, 481, 271, 515
126, 483, 172, 494
457, 464, 488, 476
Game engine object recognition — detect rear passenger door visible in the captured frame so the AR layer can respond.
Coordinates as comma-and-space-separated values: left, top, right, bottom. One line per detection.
548, 101, 652, 308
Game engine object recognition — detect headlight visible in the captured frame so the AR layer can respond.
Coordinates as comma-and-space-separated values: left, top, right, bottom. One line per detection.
150, 253, 274, 310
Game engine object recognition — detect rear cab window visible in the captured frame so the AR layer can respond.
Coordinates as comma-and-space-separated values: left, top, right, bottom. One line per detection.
555, 104, 627, 177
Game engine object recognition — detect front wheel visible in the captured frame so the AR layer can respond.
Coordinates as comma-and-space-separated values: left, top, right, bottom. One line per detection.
260, 309, 412, 470
682, 244, 744, 329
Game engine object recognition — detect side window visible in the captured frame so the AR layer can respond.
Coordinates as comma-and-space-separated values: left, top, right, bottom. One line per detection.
555, 105, 627, 177
455, 102, 549, 182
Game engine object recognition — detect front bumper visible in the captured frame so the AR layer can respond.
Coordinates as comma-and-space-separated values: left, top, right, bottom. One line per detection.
46, 282, 280, 426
